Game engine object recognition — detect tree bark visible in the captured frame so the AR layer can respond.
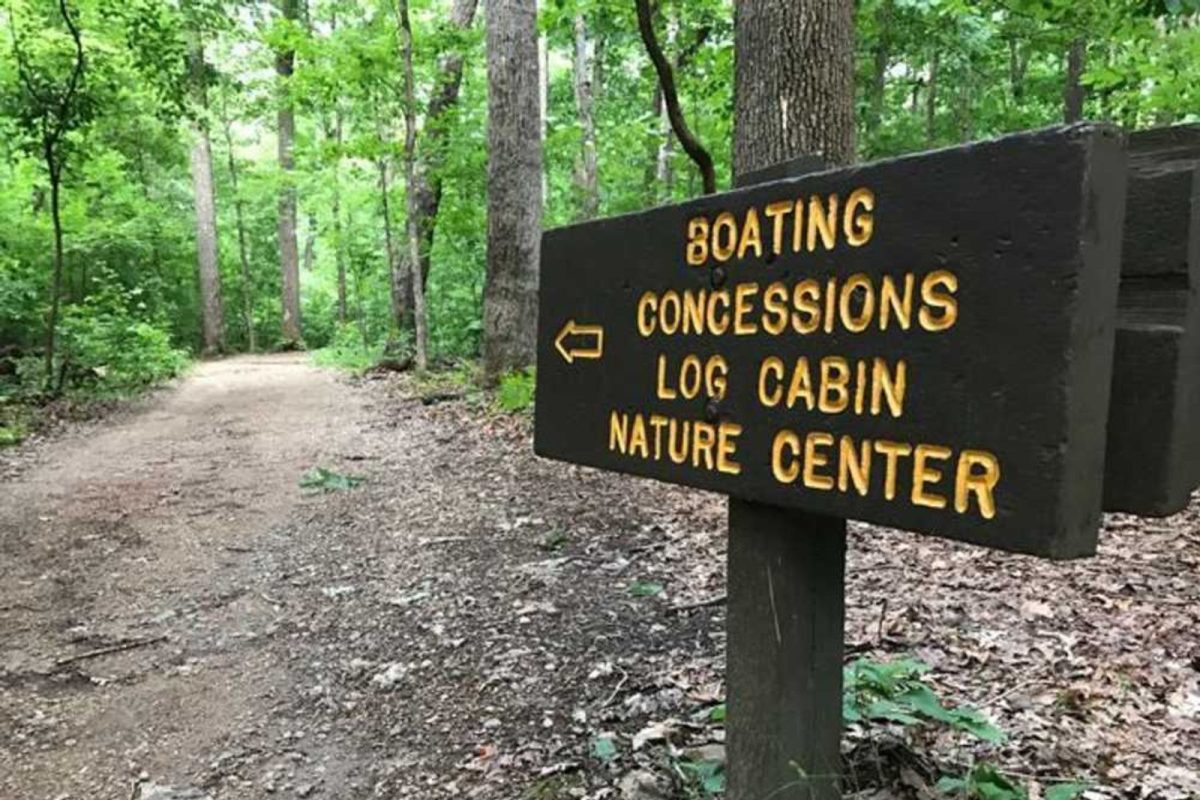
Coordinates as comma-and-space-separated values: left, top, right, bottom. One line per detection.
276, 0, 302, 347
44, 158, 65, 387
1063, 37, 1086, 123
733, 0, 855, 177
332, 113, 347, 326
635, 0, 715, 194
188, 33, 225, 356
482, 0, 542, 384
403, 0, 479, 316
218, 96, 257, 352
377, 156, 405, 330
397, 0, 428, 370
730, 6, 854, 797
573, 14, 599, 219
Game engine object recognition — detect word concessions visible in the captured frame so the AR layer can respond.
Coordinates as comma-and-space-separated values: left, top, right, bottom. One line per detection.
535, 126, 1127, 558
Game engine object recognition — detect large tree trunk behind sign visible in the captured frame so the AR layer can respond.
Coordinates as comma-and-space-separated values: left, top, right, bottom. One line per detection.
482, 0, 542, 384
1063, 37, 1086, 123
732, 0, 855, 176
728, 2, 855, 798
276, 0, 302, 347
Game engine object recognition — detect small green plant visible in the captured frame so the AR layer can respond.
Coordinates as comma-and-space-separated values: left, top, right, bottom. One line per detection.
629, 580, 665, 597
938, 763, 1087, 800
843, 657, 1004, 743
677, 757, 725, 796
591, 734, 618, 764
299, 466, 365, 492
495, 368, 535, 413
0, 425, 23, 447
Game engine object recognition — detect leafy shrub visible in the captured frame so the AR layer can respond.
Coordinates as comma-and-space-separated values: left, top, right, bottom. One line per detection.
843, 657, 1003, 743
495, 368, 535, 413
55, 284, 188, 397
938, 764, 1087, 800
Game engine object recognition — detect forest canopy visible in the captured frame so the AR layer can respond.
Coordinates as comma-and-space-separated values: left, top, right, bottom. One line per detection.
0, 0, 1197, 403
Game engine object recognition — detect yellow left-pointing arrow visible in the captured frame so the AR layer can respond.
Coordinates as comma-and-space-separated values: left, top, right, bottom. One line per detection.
555, 320, 604, 364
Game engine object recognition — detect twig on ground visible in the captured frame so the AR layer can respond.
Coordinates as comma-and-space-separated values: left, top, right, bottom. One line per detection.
601, 667, 629, 707
55, 635, 166, 667
419, 536, 469, 546
668, 594, 726, 614
260, 591, 285, 606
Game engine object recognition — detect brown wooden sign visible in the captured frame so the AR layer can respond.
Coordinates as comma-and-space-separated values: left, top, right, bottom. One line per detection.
535, 125, 1127, 559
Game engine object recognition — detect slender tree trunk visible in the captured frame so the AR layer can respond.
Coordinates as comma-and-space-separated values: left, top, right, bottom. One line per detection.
332, 115, 347, 325
573, 14, 598, 219
397, 0, 428, 370
925, 50, 939, 146
636, 0, 716, 193
866, 0, 892, 134
733, 0, 855, 176
1063, 37, 1086, 123
43, 159, 65, 387
404, 0, 479, 316
482, 0, 542, 383
276, 0, 302, 347
378, 157, 405, 331
302, 214, 317, 274
219, 104, 257, 352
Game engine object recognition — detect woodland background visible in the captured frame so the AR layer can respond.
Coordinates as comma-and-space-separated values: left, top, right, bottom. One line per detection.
1, 0, 1198, 429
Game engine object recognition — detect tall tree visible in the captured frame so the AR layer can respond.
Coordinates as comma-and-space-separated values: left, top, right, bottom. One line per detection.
482, 0, 542, 383
216, 83, 256, 352
9, 0, 88, 389
403, 0, 478, 320
396, 0, 428, 369
1063, 37, 1086, 122
732, 0, 855, 176
572, 14, 598, 219
187, 31, 225, 355
275, 0, 302, 347
727, 5, 854, 798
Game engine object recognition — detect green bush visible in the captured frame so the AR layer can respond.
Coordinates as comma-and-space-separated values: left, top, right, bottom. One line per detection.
495, 368, 535, 413
57, 286, 189, 396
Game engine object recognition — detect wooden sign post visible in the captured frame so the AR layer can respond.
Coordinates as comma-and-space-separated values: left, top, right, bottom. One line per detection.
534, 125, 1128, 797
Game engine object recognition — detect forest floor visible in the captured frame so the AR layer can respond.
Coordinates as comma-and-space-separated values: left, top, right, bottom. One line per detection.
0, 354, 1196, 800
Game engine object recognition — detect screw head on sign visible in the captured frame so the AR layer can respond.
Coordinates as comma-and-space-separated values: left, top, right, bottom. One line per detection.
711, 267, 726, 289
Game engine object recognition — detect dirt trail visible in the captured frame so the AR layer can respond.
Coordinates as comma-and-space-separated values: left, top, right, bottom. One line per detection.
0, 355, 373, 799
2, 355, 1197, 800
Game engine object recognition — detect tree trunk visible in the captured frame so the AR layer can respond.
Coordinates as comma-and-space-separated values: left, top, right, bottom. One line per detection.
482, 0, 542, 384
219, 101, 257, 353
636, 0, 716, 193
573, 14, 598, 219
925, 50, 939, 146
276, 0, 302, 347
866, 0, 892, 134
188, 33, 224, 356
378, 157, 405, 331
397, 0, 428, 370
733, 0, 855, 177
404, 0, 479, 316
332, 117, 347, 326
43, 159, 65, 388
1063, 37, 1086, 123
302, 214, 317, 274
730, 6, 854, 797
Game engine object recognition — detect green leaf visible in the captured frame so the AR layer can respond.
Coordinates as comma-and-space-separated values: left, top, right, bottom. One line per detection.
299, 467, 365, 492
708, 704, 726, 723
1045, 784, 1089, 800
591, 735, 618, 763
629, 581, 665, 597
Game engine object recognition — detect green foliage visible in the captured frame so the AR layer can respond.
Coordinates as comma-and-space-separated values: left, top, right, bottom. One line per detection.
590, 734, 618, 764
495, 368, 535, 413
843, 657, 1005, 743
937, 764, 1088, 800
299, 466, 365, 492
677, 757, 725, 797
628, 580, 665, 597
311, 324, 386, 372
